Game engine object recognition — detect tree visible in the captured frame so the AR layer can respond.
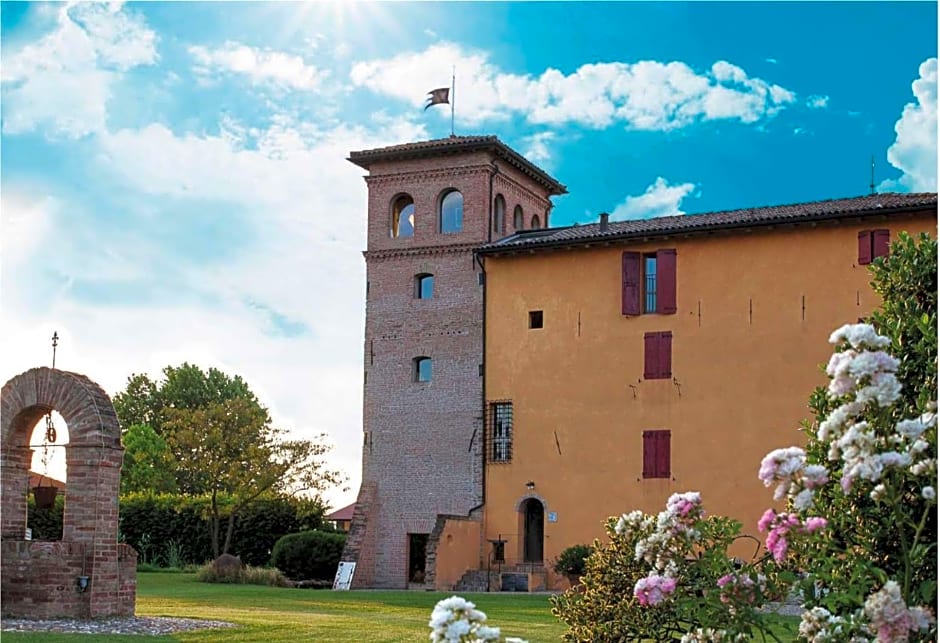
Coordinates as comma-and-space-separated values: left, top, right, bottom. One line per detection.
163, 397, 345, 558
113, 363, 268, 437
121, 423, 177, 495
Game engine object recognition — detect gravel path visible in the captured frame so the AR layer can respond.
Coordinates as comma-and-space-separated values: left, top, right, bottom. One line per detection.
1, 616, 236, 636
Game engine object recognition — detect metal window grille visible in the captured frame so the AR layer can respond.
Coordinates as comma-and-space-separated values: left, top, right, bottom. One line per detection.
644, 256, 657, 313
489, 402, 513, 463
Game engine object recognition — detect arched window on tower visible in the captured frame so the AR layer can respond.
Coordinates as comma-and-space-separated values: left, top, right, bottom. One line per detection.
531, 214, 541, 229
391, 194, 415, 238
513, 205, 524, 231
440, 190, 463, 233
493, 194, 506, 235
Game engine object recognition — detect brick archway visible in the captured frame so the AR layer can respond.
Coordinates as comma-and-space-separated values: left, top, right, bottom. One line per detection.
1, 367, 136, 618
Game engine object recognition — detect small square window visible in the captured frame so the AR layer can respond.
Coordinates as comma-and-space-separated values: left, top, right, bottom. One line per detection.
415, 274, 434, 299
414, 357, 432, 382
528, 310, 543, 329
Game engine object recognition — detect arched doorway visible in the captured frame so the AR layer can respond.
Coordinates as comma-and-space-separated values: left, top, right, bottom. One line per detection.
521, 498, 544, 563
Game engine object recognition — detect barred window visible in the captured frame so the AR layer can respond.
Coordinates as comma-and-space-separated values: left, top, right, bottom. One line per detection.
490, 401, 513, 463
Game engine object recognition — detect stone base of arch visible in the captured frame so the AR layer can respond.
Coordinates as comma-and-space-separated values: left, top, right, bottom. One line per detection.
1, 541, 137, 618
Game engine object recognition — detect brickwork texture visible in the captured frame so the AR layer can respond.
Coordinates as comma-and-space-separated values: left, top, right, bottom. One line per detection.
1, 367, 134, 618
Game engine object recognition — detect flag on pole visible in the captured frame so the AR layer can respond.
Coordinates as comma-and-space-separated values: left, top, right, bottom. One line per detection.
424, 87, 450, 110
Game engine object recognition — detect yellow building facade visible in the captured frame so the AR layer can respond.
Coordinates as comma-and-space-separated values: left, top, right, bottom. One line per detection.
473, 198, 935, 591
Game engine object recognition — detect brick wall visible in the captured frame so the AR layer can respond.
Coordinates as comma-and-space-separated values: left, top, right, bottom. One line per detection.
1, 367, 135, 618
348, 144, 557, 588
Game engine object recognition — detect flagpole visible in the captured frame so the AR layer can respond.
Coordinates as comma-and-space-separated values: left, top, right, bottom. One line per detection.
451, 66, 455, 137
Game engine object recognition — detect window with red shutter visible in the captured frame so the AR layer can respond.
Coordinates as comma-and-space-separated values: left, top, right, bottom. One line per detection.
642, 430, 671, 478
656, 249, 677, 314
872, 229, 890, 260
644, 332, 673, 380
622, 252, 641, 315
644, 333, 658, 379
858, 230, 872, 265
642, 431, 654, 477
660, 332, 672, 379
656, 431, 671, 478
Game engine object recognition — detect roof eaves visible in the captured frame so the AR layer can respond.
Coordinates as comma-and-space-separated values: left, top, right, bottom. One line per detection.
478, 201, 935, 255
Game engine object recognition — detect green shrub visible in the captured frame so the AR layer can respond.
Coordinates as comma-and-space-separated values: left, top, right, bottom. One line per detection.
271, 530, 346, 581
119, 492, 326, 567
26, 494, 64, 540
552, 544, 592, 577
195, 562, 289, 586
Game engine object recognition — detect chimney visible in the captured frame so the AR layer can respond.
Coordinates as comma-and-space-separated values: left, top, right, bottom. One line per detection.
599, 212, 610, 232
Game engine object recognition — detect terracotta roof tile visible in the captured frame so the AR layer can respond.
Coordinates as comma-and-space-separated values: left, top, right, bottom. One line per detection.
326, 502, 356, 521
481, 193, 937, 253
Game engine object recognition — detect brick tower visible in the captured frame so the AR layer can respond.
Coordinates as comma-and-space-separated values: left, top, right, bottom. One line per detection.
342, 136, 565, 588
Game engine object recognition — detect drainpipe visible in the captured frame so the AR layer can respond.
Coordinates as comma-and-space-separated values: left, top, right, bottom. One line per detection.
487, 163, 499, 243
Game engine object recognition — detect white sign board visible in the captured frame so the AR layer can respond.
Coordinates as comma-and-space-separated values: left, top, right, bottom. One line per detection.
332, 561, 356, 590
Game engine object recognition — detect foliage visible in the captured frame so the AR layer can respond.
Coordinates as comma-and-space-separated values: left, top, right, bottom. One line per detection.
869, 232, 937, 414
552, 544, 593, 577
119, 492, 326, 567
195, 562, 290, 587
551, 493, 789, 642
121, 423, 177, 494
26, 494, 64, 540
113, 363, 268, 437
162, 396, 344, 558
270, 530, 346, 581
113, 362, 345, 559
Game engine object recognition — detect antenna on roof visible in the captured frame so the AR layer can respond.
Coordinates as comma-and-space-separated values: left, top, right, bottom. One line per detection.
869, 155, 876, 195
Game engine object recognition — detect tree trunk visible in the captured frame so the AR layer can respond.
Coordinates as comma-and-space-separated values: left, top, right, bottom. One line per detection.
210, 490, 220, 559
222, 510, 237, 555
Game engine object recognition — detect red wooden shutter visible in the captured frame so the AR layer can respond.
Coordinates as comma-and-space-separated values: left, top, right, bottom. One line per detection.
661, 332, 672, 379
873, 229, 890, 259
656, 249, 677, 314
858, 230, 872, 265
642, 431, 654, 478
657, 431, 671, 477
622, 252, 641, 315
644, 333, 657, 379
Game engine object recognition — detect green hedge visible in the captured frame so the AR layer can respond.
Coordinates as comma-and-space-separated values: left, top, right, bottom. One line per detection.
118, 493, 327, 566
21, 492, 327, 567
271, 530, 346, 581
27, 495, 64, 540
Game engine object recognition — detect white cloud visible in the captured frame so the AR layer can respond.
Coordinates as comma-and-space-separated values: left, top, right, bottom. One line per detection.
610, 177, 697, 221
765, 58, 779, 65
1, 2, 157, 138
520, 131, 556, 164
3, 115, 430, 509
189, 41, 328, 91
350, 42, 796, 131
880, 57, 937, 192
807, 94, 830, 109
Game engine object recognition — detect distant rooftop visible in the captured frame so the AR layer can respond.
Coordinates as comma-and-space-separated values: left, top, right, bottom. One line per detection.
480, 192, 937, 254
348, 135, 567, 196
326, 502, 356, 522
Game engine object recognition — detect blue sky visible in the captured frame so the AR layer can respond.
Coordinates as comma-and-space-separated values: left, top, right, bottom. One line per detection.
2, 1, 936, 508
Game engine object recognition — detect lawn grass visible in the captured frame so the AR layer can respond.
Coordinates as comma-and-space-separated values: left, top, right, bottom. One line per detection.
1, 572, 798, 642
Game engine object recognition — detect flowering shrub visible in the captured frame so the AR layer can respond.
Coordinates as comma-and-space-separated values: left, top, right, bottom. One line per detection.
755, 321, 937, 641
428, 596, 527, 643
551, 492, 789, 642
755, 233, 937, 641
